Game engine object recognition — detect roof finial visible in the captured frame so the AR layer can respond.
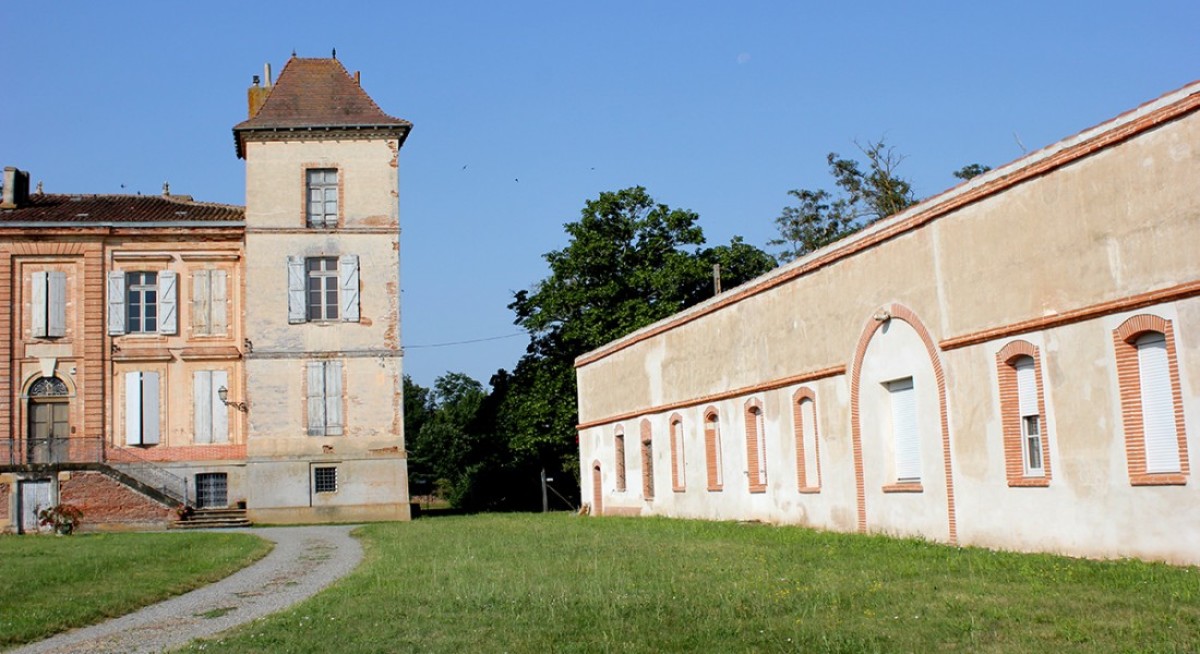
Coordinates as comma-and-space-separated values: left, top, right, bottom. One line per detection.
35, 181, 43, 195
162, 181, 170, 197
292, 48, 297, 57
331, 47, 337, 59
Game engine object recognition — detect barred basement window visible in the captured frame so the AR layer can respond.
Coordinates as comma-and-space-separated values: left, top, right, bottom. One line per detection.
314, 466, 338, 493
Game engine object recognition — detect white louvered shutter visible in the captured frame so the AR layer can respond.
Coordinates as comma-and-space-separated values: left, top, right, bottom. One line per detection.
194, 370, 213, 444
192, 271, 211, 334
1137, 333, 1180, 473
211, 370, 229, 443
158, 271, 177, 335
288, 257, 307, 324
31, 272, 48, 338
47, 272, 66, 337
141, 372, 160, 445
307, 362, 326, 435
125, 372, 142, 445
108, 272, 126, 335
339, 255, 360, 322
889, 378, 920, 482
211, 270, 228, 335
325, 361, 344, 436
1016, 357, 1038, 418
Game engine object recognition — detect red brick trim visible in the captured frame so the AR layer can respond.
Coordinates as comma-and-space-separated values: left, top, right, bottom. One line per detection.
640, 419, 654, 501
669, 413, 685, 492
614, 424, 627, 493
792, 387, 821, 493
576, 90, 1200, 370
576, 365, 844, 431
882, 482, 924, 493
995, 340, 1053, 487
744, 398, 766, 493
591, 460, 603, 516
703, 406, 723, 492
1112, 314, 1190, 484
848, 304, 958, 544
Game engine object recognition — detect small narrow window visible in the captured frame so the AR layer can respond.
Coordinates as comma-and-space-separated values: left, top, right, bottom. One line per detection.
640, 419, 654, 500
744, 400, 767, 492
1014, 357, 1044, 476
704, 410, 723, 491
306, 169, 339, 228
314, 466, 338, 493
793, 389, 821, 492
126, 272, 158, 333
614, 427, 626, 492
670, 416, 685, 492
887, 378, 920, 483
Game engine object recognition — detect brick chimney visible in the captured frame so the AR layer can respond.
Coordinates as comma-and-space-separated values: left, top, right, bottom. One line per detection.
247, 62, 273, 118
1, 167, 30, 208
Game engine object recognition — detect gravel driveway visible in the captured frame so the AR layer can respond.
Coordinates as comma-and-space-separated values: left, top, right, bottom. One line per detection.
12, 525, 363, 654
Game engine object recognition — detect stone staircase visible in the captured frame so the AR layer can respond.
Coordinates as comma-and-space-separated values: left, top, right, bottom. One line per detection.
172, 508, 251, 529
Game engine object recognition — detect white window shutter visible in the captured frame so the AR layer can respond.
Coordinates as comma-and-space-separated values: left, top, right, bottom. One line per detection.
194, 370, 212, 444
192, 270, 211, 334
339, 255, 360, 322
1137, 333, 1180, 473
211, 270, 228, 335
212, 370, 229, 444
141, 372, 160, 445
325, 361, 344, 436
108, 272, 126, 335
158, 271, 177, 335
31, 272, 48, 338
889, 378, 920, 482
125, 372, 142, 445
1015, 358, 1038, 418
47, 272, 66, 337
288, 257, 307, 324
307, 362, 326, 435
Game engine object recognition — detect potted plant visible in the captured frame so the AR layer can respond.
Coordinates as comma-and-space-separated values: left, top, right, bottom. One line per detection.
38, 504, 84, 535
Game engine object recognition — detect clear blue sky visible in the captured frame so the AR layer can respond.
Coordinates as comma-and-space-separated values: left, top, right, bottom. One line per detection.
5, 2, 1197, 389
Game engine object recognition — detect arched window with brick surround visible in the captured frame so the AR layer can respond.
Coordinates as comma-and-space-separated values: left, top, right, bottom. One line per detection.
669, 414, 685, 492
792, 387, 821, 493
996, 341, 1052, 486
1113, 314, 1190, 485
704, 407, 723, 491
614, 425, 627, 492
640, 419, 655, 500
744, 398, 767, 493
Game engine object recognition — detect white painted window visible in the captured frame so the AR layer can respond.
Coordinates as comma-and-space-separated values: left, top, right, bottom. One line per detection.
111, 271, 176, 335
31, 271, 67, 338
124, 371, 161, 445
887, 377, 920, 483
193, 370, 229, 445
1137, 332, 1180, 473
287, 255, 359, 324
306, 361, 344, 436
306, 169, 339, 228
191, 269, 228, 336
1014, 356, 1044, 476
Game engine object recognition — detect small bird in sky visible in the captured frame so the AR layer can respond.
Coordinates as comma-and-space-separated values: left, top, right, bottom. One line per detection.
462, 165, 467, 170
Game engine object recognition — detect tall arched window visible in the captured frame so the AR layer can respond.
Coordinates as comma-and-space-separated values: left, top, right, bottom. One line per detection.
614, 425, 627, 492
1113, 315, 1190, 485
704, 408, 723, 491
744, 399, 767, 493
792, 388, 821, 492
996, 341, 1052, 486
640, 419, 655, 500
670, 414, 685, 492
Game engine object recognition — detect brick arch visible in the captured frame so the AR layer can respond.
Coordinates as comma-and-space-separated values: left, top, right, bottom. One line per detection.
792, 386, 821, 492
1112, 314, 1189, 484
995, 340, 1052, 486
848, 303, 957, 544
1114, 313, 1172, 343
997, 339, 1039, 364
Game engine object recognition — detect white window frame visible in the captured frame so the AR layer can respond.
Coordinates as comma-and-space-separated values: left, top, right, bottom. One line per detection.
887, 377, 920, 483
287, 255, 359, 324
1014, 356, 1044, 476
1137, 332, 1181, 474
306, 168, 339, 228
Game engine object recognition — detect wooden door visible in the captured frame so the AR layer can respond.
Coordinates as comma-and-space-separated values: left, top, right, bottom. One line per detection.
28, 401, 68, 463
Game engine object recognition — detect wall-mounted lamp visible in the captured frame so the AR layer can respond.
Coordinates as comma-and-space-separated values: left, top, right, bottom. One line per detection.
217, 386, 248, 412
873, 309, 893, 323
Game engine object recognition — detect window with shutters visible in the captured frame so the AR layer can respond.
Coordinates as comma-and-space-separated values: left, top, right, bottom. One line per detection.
670, 414, 685, 492
287, 255, 360, 324
744, 399, 767, 492
190, 269, 228, 336
1112, 315, 1189, 485
108, 271, 177, 335
614, 426, 626, 492
193, 370, 230, 444
124, 371, 161, 446
126, 272, 158, 333
640, 419, 654, 500
886, 377, 921, 485
306, 169, 339, 228
30, 271, 67, 339
792, 388, 821, 492
996, 341, 1053, 486
306, 361, 344, 436
704, 408, 724, 491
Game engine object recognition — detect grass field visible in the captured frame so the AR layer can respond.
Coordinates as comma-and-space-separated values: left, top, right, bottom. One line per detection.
0, 531, 271, 648
189, 514, 1199, 653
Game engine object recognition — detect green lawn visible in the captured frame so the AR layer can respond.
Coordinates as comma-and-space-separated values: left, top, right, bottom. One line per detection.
0, 531, 271, 648
189, 514, 1199, 653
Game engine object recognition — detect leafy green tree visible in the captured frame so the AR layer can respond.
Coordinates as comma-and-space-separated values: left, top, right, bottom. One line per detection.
953, 163, 992, 181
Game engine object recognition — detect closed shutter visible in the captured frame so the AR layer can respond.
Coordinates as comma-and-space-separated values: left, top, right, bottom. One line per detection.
125, 372, 142, 445
288, 257, 306, 324
306, 362, 326, 435
108, 272, 126, 335
1016, 357, 1038, 418
1137, 333, 1180, 473
339, 255, 360, 322
325, 361, 344, 436
211, 370, 229, 443
47, 272, 66, 337
31, 272, 47, 338
158, 271, 177, 335
141, 372, 160, 445
192, 270, 212, 334
889, 378, 920, 482
211, 270, 228, 335
801, 398, 819, 486
194, 370, 213, 444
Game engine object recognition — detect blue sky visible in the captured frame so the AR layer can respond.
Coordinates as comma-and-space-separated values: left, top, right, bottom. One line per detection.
5, 2, 1197, 388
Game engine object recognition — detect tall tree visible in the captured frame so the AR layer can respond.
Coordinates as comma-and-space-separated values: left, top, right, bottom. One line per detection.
953, 163, 992, 181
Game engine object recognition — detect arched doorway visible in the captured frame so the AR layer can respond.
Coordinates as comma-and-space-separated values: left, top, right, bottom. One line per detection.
27, 376, 70, 463
591, 461, 603, 516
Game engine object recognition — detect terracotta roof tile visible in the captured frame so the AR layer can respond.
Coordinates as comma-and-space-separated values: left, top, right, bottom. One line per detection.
0, 194, 245, 224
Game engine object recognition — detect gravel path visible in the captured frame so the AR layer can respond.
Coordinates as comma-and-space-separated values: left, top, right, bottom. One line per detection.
12, 525, 363, 654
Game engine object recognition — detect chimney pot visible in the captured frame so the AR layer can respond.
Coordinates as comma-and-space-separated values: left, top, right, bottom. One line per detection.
253, 74, 260, 86
264, 62, 273, 87
2, 167, 30, 208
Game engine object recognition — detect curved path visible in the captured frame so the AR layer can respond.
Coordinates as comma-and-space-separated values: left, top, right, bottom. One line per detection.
14, 525, 363, 654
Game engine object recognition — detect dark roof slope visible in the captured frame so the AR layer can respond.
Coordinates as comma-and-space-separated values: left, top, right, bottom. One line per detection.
0, 194, 245, 224
233, 57, 411, 157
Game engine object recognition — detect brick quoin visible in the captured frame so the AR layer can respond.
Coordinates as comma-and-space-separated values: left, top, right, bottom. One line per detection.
995, 340, 1053, 487
59, 471, 174, 526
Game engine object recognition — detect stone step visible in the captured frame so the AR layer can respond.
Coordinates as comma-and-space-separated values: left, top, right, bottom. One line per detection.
171, 508, 251, 529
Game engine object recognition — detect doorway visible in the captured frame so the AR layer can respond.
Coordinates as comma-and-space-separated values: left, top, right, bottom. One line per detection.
19, 479, 52, 533
27, 376, 70, 464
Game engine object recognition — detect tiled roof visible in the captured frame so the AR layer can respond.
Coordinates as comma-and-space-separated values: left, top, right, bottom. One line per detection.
0, 194, 245, 224
233, 57, 411, 157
